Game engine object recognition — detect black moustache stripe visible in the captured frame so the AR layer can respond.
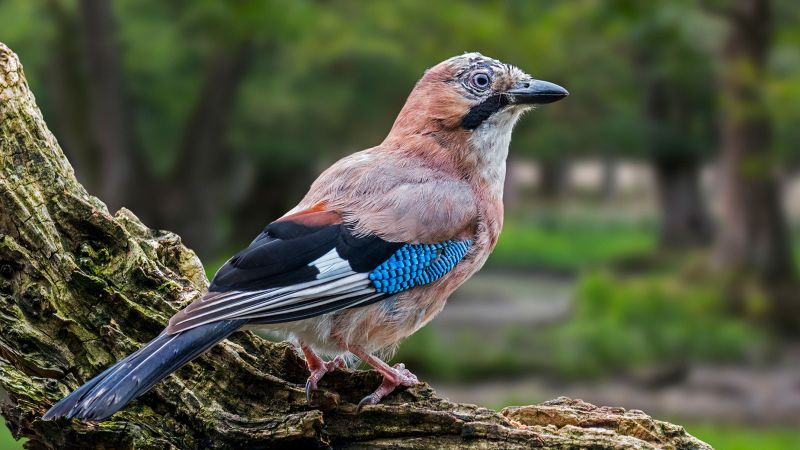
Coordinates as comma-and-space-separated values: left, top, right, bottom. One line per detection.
460, 94, 509, 130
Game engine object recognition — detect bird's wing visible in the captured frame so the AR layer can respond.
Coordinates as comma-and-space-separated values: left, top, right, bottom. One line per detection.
166, 206, 472, 334
299, 150, 480, 243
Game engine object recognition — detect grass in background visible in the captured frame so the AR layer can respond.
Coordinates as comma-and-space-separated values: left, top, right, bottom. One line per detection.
488, 214, 656, 271
794, 232, 800, 274
542, 270, 768, 378
687, 423, 800, 450
393, 325, 545, 381
0, 422, 23, 450
396, 269, 767, 381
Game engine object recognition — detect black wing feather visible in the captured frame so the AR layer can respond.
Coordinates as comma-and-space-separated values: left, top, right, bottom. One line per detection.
210, 221, 401, 292
210, 224, 340, 291
169, 218, 402, 333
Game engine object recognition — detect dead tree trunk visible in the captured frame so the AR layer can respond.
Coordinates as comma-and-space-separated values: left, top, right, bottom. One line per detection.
0, 43, 711, 450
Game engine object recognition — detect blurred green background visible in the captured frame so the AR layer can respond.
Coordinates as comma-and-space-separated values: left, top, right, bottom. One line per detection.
2, 0, 800, 448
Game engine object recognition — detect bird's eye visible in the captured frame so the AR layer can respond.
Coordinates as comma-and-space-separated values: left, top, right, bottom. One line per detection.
469, 72, 491, 90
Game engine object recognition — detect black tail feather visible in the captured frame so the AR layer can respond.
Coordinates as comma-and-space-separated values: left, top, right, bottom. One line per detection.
43, 319, 245, 421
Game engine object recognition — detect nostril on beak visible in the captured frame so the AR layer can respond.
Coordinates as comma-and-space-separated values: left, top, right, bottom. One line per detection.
507, 79, 568, 105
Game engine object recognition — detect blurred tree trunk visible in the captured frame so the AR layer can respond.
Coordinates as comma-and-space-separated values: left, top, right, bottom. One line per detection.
644, 80, 713, 249
78, 0, 136, 213
0, 42, 712, 450
232, 163, 314, 246
600, 156, 618, 201
43, 0, 158, 223
44, 0, 93, 190
653, 160, 712, 248
714, 0, 795, 281
538, 158, 569, 200
76, 0, 255, 257
162, 41, 253, 259
45, 0, 257, 259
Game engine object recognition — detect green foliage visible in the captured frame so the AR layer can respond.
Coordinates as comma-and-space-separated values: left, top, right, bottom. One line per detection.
769, 0, 800, 164
794, 230, 800, 272
488, 215, 656, 271
794, 238, 800, 270
0, 420, 23, 450
397, 268, 767, 381
394, 323, 542, 382
1, 0, 798, 249
544, 271, 767, 378
687, 423, 800, 450
0, 1, 728, 189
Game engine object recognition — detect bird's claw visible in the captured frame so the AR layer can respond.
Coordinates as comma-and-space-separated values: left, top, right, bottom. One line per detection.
357, 363, 419, 413
304, 379, 316, 405
305, 355, 345, 405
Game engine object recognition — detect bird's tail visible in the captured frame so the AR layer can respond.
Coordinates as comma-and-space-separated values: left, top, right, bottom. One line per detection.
43, 319, 244, 421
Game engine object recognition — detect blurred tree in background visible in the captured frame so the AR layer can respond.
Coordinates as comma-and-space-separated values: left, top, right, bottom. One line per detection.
0, 0, 798, 318
712, 0, 794, 280
618, 0, 718, 249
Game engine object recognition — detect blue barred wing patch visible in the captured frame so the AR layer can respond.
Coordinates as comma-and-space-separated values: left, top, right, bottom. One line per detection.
369, 240, 472, 294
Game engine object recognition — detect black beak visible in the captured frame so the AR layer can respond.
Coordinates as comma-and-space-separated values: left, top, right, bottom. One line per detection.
506, 79, 569, 105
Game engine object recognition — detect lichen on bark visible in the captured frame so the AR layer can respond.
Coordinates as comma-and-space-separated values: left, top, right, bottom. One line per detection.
0, 42, 713, 449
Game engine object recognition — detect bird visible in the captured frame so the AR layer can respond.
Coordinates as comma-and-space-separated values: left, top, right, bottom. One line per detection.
43, 52, 568, 421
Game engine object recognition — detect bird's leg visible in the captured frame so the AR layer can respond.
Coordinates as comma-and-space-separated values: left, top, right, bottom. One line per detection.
301, 343, 345, 404
349, 346, 419, 411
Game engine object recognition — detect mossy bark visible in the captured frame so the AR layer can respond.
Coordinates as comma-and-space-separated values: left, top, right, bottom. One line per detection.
0, 43, 712, 450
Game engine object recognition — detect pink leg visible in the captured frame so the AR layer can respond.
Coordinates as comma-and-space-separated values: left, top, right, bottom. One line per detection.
301, 344, 345, 404
349, 346, 419, 411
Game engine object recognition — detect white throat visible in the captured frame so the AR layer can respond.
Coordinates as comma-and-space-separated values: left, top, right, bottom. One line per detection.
467, 107, 526, 197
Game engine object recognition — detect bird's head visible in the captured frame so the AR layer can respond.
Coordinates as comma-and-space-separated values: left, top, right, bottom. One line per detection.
386, 52, 568, 193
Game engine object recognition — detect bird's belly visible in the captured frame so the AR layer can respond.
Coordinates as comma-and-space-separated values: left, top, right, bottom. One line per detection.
250, 314, 344, 356
328, 280, 460, 353
251, 292, 448, 357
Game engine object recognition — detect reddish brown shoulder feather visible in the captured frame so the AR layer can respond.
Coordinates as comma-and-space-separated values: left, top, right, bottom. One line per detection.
276, 203, 342, 228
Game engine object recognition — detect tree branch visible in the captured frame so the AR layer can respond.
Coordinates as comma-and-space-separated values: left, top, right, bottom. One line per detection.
0, 42, 712, 450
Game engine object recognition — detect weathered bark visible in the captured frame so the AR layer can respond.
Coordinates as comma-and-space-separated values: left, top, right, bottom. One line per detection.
0, 43, 711, 449
713, 0, 795, 280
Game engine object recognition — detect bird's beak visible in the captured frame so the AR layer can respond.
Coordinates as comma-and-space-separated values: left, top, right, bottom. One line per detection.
506, 79, 569, 105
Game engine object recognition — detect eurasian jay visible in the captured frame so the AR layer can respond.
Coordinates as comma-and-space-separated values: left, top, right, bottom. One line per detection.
44, 52, 567, 421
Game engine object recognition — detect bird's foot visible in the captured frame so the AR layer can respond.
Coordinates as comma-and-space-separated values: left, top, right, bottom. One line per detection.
305, 355, 345, 404
357, 363, 419, 412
